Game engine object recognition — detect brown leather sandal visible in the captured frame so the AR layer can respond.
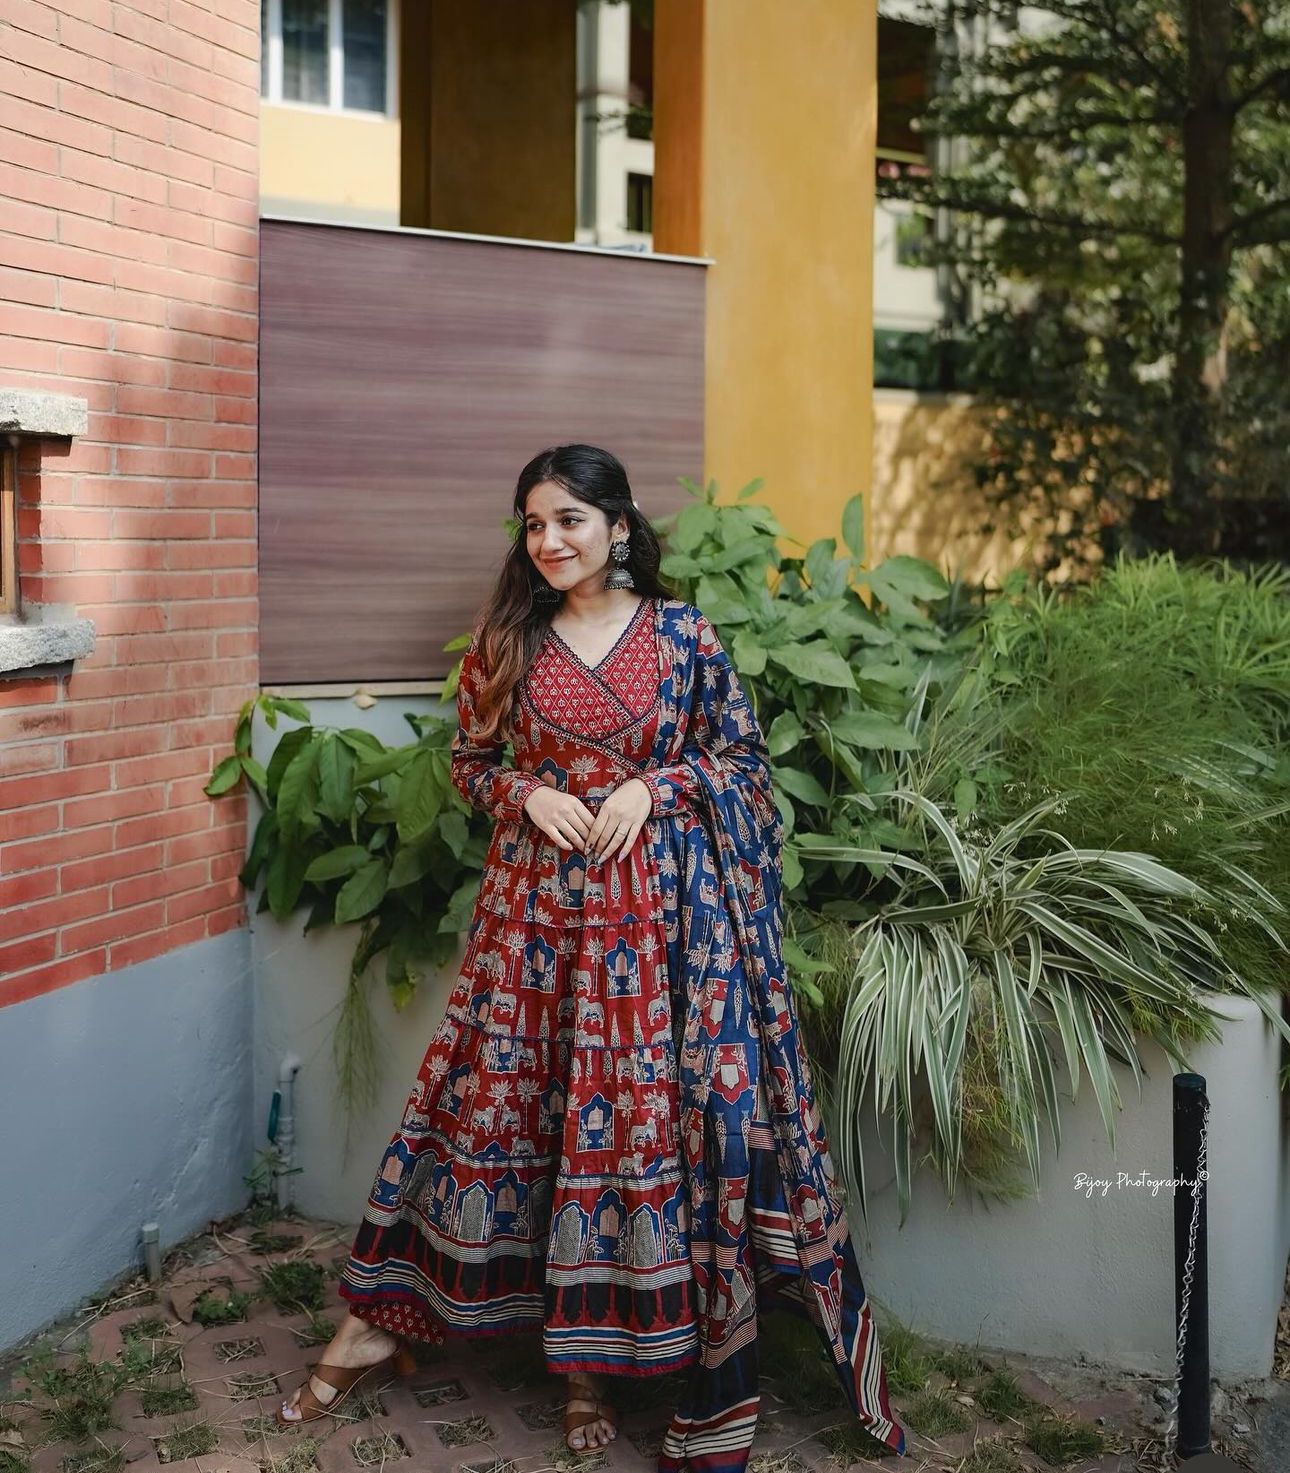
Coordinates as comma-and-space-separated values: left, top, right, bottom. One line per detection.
564, 1373, 618, 1452
275, 1344, 417, 1426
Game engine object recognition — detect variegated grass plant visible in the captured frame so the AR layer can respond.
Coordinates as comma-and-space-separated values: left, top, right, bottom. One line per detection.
794, 669, 1290, 1224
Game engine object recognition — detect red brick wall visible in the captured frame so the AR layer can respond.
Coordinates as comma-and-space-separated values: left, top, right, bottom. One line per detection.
0, 0, 260, 1005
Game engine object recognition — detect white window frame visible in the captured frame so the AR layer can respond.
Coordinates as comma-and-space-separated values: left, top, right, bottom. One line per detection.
263, 0, 399, 119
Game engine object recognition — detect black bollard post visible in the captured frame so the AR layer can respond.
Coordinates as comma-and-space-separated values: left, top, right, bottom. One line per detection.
1173, 1072, 1210, 1461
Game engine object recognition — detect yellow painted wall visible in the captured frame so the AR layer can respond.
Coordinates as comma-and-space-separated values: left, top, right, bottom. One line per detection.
260, 104, 401, 224
871, 390, 1028, 584
700, 0, 877, 555
400, 0, 576, 239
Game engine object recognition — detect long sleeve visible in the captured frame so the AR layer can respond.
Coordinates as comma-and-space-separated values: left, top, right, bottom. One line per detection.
450, 634, 544, 824
639, 613, 777, 834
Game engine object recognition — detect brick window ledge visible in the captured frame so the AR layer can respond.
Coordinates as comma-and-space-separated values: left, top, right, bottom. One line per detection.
1, 387, 94, 677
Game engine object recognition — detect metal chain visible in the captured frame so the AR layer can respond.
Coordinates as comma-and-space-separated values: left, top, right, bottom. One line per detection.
1162, 1096, 1209, 1467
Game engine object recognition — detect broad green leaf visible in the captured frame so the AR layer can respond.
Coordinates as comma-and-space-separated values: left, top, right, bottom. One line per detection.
830, 712, 920, 751
731, 631, 767, 675
782, 937, 832, 975
240, 809, 278, 888
841, 493, 865, 561
239, 755, 268, 792
437, 810, 469, 860
673, 500, 719, 552
437, 876, 482, 933
204, 754, 243, 797
266, 842, 310, 920
804, 538, 838, 589
766, 711, 803, 757
774, 767, 831, 806
767, 642, 857, 689
266, 696, 312, 724
276, 742, 319, 836
337, 728, 385, 755
304, 845, 370, 883
868, 554, 949, 602
317, 734, 356, 823
355, 747, 415, 785
735, 476, 765, 501
334, 858, 389, 924
388, 840, 435, 889
398, 750, 443, 841
266, 726, 313, 800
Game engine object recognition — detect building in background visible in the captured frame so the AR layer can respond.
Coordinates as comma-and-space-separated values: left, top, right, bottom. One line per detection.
0, 0, 880, 1349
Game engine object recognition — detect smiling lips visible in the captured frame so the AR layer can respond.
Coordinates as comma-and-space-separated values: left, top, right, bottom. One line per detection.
544, 556, 576, 566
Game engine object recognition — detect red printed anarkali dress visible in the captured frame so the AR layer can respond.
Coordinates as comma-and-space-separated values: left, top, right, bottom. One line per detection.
338, 596, 906, 1473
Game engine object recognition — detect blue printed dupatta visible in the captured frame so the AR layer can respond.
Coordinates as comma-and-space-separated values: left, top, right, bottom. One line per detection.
639, 602, 907, 1472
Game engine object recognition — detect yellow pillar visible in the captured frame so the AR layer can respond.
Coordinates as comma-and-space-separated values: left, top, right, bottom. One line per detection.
400, 0, 577, 241
659, 0, 877, 554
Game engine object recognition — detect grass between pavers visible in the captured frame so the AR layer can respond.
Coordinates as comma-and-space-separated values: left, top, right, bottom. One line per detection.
975, 1369, 1035, 1422
1022, 1410, 1106, 1464
758, 1313, 847, 1416
138, 1382, 200, 1416
253, 1434, 322, 1473
61, 1447, 126, 1473
435, 1415, 496, 1447
152, 1417, 219, 1464
287, 1313, 336, 1350
958, 1441, 1027, 1473
815, 1420, 902, 1463
352, 1431, 409, 1465
193, 1288, 257, 1327
258, 1263, 328, 1316
902, 1387, 975, 1438
248, 1232, 305, 1256
544, 1440, 608, 1473
28, 1354, 125, 1444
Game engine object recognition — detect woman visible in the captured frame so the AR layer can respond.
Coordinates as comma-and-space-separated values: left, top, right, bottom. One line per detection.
278, 445, 906, 1469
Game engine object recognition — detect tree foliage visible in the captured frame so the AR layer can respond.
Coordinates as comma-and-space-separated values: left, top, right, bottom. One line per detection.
885, 0, 1290, 573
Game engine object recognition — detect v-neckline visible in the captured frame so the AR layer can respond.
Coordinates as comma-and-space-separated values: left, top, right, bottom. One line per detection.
548, 597, 649, 675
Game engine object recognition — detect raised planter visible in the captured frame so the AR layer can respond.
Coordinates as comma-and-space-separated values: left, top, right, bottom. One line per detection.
850, 991, 1289, 1381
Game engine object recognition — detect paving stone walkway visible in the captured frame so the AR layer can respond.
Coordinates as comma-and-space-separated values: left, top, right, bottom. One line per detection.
0, 1210, 1273, 1473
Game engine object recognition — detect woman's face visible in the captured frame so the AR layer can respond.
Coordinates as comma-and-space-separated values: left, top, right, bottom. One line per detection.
523, 481, 626, 595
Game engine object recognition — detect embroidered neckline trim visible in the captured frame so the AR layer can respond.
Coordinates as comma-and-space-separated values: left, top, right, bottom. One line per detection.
546, 596, 650, 676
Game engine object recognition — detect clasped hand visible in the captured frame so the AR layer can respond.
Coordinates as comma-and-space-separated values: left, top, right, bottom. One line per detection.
522, 778, 651, 864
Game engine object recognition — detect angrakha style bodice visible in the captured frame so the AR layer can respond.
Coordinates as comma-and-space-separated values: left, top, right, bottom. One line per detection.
338, 597, 906, 1473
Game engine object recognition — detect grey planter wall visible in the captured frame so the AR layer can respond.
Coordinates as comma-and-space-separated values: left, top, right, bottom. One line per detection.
852, 992, 1288, 1381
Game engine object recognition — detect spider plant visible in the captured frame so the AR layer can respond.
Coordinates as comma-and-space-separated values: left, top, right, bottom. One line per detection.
836, 791, 1290, 1223
796, 670, 1290, 1225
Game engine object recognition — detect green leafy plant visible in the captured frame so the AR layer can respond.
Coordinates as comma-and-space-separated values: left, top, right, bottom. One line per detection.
209, 483, 960, 1081
653, 478, 972, 908
975, 553, 1290, 995
191, 1288, 255, 1327
207, 482, 1290, 1219
258, 1261, 327, 1316
34, 1355, 126, 1443
207, 687, 491, 1104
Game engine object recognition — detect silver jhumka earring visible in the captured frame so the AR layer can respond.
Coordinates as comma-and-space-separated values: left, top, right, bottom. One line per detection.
532, 579, 560, 605
603, 536, 635, 591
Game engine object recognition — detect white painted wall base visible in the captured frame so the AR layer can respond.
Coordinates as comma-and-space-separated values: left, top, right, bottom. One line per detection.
0, 929, 254, 1352
251, 915, 460, 1224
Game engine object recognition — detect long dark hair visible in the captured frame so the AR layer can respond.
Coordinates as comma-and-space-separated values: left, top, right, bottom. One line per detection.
469, 444, 676, 743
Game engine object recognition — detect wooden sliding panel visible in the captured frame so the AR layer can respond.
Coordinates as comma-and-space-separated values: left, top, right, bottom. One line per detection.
258, 220, 706, 684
